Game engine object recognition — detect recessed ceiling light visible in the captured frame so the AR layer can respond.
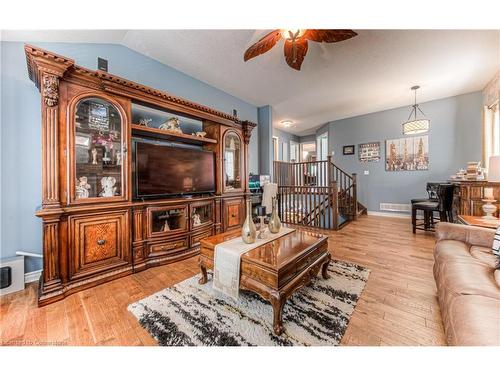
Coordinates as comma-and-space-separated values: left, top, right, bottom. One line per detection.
281, 120, 294, 127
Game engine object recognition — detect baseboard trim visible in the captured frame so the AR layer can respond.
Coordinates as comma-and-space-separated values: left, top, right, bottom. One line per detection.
367, 210, 412, 219
25, 269, 42, 284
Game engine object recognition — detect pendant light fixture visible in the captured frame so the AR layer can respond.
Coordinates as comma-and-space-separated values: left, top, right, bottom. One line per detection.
402, 85, 430, 135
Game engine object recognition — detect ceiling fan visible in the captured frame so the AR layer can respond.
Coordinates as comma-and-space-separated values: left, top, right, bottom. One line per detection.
244, 29, 357, 71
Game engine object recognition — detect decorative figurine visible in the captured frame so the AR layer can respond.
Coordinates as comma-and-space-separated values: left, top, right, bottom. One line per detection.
75, 176, 91, 199
139, 118, 152, 127
159, 117, 183, 133
161, 220, 171, 232
91, 148, 98, 165
192, 209, 202, 226
191, 131, 207, 138
99, 176, 117, 197
116, 151, 122, 166
102, 149, 111, 164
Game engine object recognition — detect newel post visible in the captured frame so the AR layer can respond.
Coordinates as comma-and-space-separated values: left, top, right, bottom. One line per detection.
332, 180, 339, 230
352, 173, 358, 220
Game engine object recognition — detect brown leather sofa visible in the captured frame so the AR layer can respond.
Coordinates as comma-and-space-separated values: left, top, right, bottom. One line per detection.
434, 222, 500, 345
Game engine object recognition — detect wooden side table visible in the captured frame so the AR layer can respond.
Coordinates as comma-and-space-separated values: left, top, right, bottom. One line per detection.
458, 215, 500, 229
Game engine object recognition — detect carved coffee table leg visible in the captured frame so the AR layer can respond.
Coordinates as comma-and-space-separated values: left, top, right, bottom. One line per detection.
321, 253, 331, 279
199, 260, 208, 285
270, 292, 286, 335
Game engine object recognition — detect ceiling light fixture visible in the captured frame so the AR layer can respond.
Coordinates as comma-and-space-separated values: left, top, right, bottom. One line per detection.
281, 120, 294, 127
402, 85, 430, 135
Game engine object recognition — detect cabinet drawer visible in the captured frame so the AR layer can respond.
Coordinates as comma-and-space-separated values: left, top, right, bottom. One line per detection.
69, 210, 130, 280
148, 237, 189, 257
191, 228, 213, 248
223, 197, 244, 230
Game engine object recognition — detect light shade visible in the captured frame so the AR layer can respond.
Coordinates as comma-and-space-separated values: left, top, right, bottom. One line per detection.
402, 119, 430, 135
488, 155, 500, 182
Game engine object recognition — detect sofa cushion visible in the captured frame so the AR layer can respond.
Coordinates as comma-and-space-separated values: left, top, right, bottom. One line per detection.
439, 260, 500, 300
470, 246, 499, 269
434, 240, 471, 262
447, 295, 500, 346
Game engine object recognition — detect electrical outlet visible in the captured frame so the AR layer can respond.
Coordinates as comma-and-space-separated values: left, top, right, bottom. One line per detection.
364, 170, 369, 175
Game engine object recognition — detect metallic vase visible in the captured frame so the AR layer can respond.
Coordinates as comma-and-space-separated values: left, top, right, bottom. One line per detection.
268, 197, 282, 234
241, 199, 256, 244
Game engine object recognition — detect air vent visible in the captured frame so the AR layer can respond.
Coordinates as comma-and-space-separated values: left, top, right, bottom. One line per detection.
380, 203, 411, 212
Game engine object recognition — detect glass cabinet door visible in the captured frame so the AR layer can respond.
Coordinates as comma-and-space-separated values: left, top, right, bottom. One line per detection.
149, 206, 188, 236
191, 202, 213, 229
73, 97, 125, 201
223, 131, 242, 191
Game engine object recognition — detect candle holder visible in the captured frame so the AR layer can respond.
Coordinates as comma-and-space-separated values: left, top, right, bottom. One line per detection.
257, 215, 268, 239
255, 205, 268, 239
482, 199, 498, 219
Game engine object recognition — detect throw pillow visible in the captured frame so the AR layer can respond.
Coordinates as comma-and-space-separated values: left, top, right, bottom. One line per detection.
493, 227, 500, 269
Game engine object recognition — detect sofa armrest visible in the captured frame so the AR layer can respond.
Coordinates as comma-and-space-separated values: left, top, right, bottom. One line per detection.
435, 222, 496, 248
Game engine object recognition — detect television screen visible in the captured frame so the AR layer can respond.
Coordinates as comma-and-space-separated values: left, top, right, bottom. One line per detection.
134, 141, 215, 198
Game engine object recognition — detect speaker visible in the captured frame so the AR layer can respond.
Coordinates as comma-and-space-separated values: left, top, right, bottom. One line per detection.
0, 266, 12, 289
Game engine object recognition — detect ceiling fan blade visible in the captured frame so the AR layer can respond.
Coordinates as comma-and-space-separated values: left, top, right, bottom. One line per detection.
304, 29, 357, 43
284, 39, 308, 71
244, 30, 282, 61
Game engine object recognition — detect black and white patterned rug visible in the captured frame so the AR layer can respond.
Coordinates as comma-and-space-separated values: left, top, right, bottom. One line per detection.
128, 260, 369, 346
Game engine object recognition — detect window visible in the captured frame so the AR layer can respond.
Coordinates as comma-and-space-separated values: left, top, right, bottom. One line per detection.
282, 142, 288, 161
317, 132, 328, 161
273, 136, 279, 161
484, 103, 500, 169
290, 141, 299, 162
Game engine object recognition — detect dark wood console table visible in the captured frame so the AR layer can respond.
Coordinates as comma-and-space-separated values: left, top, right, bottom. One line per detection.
451, 180, 500, 218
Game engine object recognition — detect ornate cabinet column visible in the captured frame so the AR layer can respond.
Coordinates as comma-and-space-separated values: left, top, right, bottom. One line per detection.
26, 46, 74, 302
242, 120, 256, 194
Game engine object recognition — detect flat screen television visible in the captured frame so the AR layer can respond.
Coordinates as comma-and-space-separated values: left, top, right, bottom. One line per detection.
133, 139, 215, 199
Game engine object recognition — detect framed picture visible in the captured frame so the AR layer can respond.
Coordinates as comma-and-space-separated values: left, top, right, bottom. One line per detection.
385, 135, 429, 171
359, 142, 381, 162
343, 145, 355, 155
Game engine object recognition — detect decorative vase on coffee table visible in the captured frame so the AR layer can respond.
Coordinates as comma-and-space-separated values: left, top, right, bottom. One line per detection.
241, 199, 256, 244
268, 197, 282, 234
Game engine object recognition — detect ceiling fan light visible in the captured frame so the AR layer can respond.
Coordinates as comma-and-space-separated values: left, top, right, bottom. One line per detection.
402, 119, 430, 135
280, 29, 306, 40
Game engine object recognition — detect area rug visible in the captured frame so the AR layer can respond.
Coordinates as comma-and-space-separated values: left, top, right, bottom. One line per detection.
128, 260, 369, 346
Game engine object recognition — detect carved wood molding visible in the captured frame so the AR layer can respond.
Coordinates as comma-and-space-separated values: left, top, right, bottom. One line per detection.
25, 44, 258, 129
25, 44, 74, 90
42, 74, 59, 107
241, 120, 257, 145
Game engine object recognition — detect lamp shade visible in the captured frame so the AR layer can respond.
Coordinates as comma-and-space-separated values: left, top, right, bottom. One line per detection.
402, 119, 430, 135
488, 156, 500, 182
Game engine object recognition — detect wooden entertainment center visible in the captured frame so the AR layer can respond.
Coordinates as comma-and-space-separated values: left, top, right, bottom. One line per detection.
25, 45, 256, 306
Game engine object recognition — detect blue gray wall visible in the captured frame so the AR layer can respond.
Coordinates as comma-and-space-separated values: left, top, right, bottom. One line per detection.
321, 92, 483, 212
1, 41, 260, 272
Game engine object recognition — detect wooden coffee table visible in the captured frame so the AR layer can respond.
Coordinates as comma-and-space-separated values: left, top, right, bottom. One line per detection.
199, 228, 330, 335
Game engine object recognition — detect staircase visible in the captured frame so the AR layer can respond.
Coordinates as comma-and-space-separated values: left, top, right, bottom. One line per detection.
273, 157, 366, 230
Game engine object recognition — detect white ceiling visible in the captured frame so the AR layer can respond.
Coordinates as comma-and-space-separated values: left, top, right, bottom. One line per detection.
3, 29, 499, 135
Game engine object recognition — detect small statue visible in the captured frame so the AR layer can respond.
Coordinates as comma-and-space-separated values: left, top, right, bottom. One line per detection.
159, 117, 183, 134
116, 151, 122, 166
99, 176, 117, 197
192, 209, 202, 226
191, 131, 207, 138
75, 176, 91, 199
139, 118, 152, 127
91, 148, 98, 165
161, 220, 170, 232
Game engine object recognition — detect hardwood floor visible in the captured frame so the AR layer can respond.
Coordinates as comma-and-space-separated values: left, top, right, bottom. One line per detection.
0, 215, 446, 346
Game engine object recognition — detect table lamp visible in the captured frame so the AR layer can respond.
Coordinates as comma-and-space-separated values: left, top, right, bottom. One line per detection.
488, 156, 500, 182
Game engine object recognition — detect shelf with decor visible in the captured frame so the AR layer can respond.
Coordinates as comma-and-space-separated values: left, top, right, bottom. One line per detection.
131, 124, 217, 145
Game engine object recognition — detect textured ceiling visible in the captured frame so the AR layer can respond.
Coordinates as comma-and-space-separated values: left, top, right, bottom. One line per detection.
3, 29, 499, 135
